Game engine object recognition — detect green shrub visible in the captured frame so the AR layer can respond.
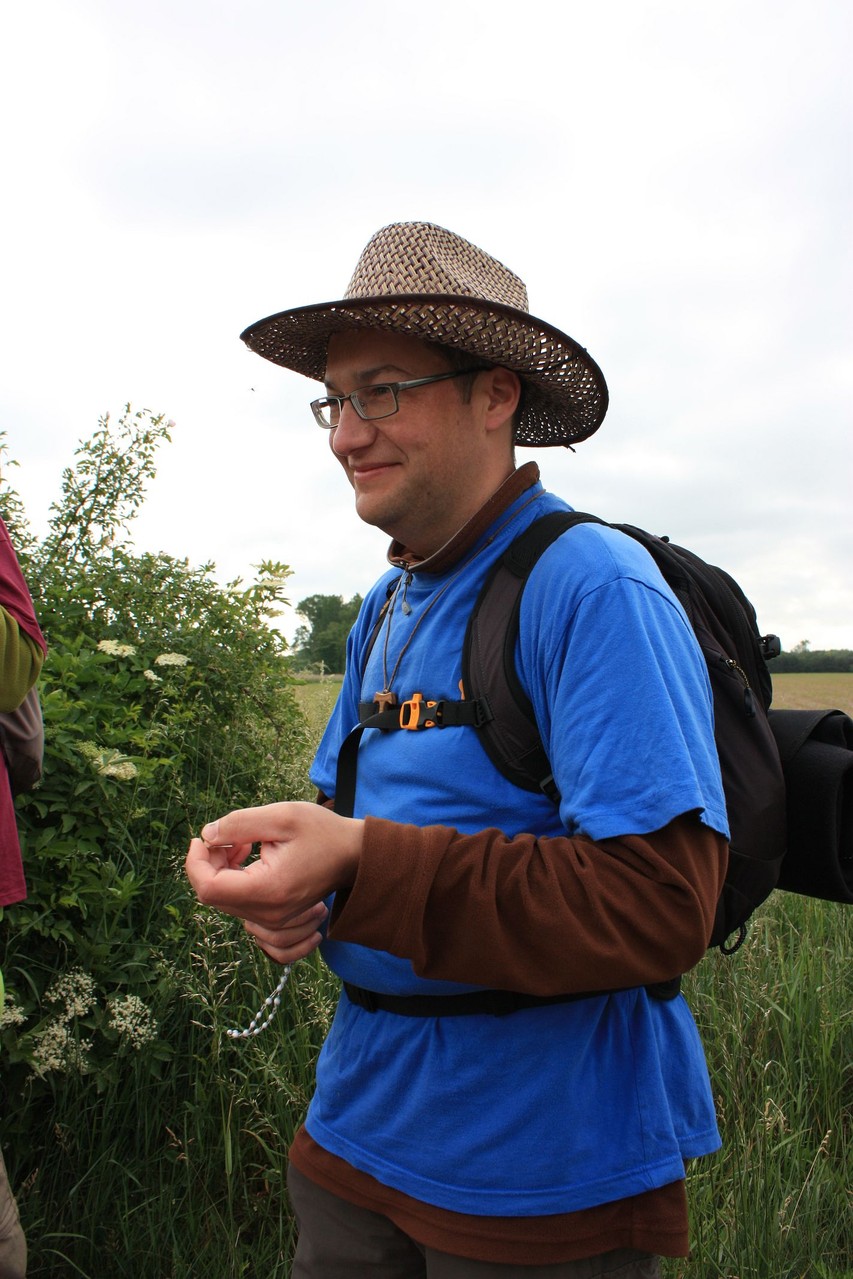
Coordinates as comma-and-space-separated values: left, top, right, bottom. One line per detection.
0, 410, 322, 1275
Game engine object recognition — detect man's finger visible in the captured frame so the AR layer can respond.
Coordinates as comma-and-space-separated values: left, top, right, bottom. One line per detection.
201, 802, 300, 848
244, 902, 328, 942
185, 838, 274, 912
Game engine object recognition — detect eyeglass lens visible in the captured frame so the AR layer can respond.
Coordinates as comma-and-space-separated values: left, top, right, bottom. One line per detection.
314, 384, 398, 427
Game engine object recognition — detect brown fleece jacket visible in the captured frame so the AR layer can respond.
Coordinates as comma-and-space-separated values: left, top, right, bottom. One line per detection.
330, 814, 727, 996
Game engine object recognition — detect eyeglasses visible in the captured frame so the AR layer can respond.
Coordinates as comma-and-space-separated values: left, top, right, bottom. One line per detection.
310, 368, 486, 429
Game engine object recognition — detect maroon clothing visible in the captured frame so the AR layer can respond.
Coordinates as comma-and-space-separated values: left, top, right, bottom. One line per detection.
290, 1131, 689, 1266
0, 517, 46, 906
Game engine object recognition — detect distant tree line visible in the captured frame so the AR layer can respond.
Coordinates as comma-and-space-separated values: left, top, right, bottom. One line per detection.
291, 611, 853, 678
292, 592, 363, 674
771, 641, 853, 673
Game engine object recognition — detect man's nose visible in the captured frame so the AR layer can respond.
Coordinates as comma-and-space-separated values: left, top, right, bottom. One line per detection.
330, 401, 378, 456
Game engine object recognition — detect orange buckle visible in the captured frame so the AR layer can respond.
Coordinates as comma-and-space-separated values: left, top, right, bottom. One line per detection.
399, 693, 439, 730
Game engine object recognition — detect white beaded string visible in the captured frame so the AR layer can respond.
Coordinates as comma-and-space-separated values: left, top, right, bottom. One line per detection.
225, 966, 292, 1040
198, 836, 294, 1042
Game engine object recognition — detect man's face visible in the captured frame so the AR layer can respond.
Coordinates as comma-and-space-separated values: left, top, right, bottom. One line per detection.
323, 330, 512, 556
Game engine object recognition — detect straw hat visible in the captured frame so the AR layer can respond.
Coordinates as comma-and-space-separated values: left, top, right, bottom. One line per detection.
240, 221, 608, 447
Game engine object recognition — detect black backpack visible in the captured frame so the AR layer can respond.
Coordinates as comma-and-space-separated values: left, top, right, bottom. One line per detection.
462, 511, 787, 953
459, 512, 853, 931
336, 512, 852, 1014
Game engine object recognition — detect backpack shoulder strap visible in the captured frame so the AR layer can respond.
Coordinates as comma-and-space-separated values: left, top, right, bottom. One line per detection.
461, 510, 602, 798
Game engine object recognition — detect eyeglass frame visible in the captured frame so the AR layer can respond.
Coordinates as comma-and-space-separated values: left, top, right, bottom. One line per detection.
309, 367, 488, 429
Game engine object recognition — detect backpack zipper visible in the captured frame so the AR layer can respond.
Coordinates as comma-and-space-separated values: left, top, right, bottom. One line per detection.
721, 654, 757, 718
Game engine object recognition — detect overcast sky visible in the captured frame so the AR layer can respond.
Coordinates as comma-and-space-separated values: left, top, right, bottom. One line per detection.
1, 0, 850, 650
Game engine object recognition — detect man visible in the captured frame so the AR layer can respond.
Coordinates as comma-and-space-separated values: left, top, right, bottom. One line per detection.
186, 222, 729, 1278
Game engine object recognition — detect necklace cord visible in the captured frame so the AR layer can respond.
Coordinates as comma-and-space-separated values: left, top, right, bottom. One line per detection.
378, 491, 546, 698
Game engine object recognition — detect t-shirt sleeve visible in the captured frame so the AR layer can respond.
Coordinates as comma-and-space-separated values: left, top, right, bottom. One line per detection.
518, 526, 729, 840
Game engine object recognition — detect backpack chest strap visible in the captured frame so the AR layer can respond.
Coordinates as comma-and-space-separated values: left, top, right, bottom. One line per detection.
334, 694, 492, 819
358, 693, 492, 732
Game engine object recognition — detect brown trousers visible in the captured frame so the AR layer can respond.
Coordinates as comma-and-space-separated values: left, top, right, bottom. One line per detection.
0, 1147, 25, 1279
287, 1166, 661, 1279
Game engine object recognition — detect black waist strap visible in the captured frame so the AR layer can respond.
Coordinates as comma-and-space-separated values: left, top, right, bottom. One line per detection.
343, 977, 682, 1017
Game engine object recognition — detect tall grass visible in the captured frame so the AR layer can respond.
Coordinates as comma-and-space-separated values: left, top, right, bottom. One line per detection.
14, 886, 340, 1277
667, 894, 852, 1278
293, 677, 343, 741
657, 672, 853, 1277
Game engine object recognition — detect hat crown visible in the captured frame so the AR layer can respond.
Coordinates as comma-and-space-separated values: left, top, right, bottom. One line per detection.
241, 220, 608, 447
344, 221, 529, 312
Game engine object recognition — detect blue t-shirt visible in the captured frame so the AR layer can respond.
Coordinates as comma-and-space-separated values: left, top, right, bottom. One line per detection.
307, 481, 728, 1216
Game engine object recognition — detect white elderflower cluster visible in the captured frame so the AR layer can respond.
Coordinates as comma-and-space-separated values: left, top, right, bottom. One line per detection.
31, 968, 99, 1077
97, 639, 137, 658
31, 1020, 93, 1078
46, 968, 97, 1019
98, 757, 138, 781
107, 993, 158, 1049
154, 652, 190, 667
143, 668, 162, 682
75, 742, 137, 780
0, 999, 26, 1028
76, 744, 138, 781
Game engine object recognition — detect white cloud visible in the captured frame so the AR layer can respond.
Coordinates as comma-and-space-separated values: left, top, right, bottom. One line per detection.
1, 0, 850, 650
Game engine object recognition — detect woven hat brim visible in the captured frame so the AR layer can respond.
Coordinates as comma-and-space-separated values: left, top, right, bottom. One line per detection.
240, 295, 608, 447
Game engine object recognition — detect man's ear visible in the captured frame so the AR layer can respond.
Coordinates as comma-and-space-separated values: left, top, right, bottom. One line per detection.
481, 367, 522, 434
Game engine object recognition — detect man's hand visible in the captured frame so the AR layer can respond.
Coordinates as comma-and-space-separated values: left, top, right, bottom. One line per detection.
185, 801, 363, 965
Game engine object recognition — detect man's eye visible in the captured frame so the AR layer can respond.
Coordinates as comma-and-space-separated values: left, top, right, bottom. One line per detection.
361, 384, 394, 402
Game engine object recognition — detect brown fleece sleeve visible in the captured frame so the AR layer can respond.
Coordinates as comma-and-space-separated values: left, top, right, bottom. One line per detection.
328, 813, 728, 995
